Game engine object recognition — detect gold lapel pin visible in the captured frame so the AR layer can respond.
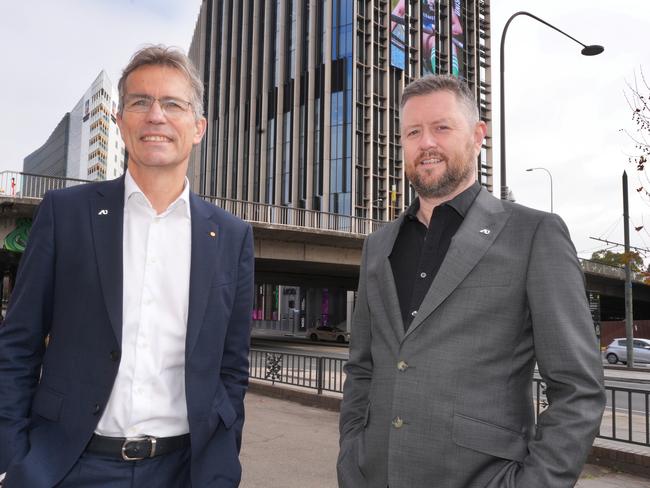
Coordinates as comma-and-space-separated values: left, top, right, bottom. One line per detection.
209, 231, 216, 238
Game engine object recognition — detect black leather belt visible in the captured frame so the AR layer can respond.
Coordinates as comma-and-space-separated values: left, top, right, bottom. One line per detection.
87, 433, 190, 461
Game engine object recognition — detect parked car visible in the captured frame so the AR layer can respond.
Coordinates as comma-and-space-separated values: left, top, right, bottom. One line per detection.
307, 325, 350, 343
605, 338, 650, 364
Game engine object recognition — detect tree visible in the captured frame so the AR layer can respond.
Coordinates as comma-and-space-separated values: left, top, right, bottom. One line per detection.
590, 249, 644, 273
625, 69, 650, 201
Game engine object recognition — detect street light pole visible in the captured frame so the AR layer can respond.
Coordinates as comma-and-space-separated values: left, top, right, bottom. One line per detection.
526, 167, 553, 213
500, 11, 603, 201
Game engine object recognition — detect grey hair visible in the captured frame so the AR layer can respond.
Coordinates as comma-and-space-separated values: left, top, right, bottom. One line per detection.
400, 74, 479, 124
118, 44, 204, 119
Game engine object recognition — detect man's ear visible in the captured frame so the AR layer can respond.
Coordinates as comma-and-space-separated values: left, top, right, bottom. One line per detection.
193, 117, 207, 144
473, 120, 487, 150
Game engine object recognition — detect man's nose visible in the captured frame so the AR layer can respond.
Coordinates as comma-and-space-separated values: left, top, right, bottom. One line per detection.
419, 128, 438, 149
146, 99, 167, 122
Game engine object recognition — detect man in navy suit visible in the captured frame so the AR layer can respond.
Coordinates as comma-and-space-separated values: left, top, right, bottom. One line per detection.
0, 45, 254, 487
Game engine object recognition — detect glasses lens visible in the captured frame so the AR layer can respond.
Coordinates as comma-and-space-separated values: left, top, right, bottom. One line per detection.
124, 95, 152, 112
123, 95, 191, 116
161, 98, 189, 115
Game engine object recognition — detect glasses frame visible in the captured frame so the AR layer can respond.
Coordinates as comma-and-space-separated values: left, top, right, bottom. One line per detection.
122, 94, 193, 117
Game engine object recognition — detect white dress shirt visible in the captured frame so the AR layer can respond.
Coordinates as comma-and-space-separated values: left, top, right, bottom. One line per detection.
96, 169, 192, 437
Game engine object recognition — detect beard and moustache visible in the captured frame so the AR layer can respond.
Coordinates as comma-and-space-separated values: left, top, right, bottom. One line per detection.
407, 142, 475, 199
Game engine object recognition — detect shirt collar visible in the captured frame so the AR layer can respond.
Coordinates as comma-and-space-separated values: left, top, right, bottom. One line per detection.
124, 168, 191, 219
405, 181, 481, 221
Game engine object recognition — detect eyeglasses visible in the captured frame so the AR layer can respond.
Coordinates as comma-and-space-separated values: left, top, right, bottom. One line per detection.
122, 94, 193, 117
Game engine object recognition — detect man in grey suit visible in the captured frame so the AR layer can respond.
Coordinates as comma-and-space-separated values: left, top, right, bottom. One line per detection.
337, 75, 606, 488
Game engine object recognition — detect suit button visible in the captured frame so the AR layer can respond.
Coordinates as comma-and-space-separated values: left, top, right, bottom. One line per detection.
93, 404, 101, 415
110, 350, 120, 361
397, 360, 408, 371
392, 416, 404, 429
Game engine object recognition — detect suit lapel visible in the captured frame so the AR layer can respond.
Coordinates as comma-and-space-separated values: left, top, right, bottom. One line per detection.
405, 189, 511, 339
90, 177, 125, 344
186, 193, 221, 357
375, 215, 407, 342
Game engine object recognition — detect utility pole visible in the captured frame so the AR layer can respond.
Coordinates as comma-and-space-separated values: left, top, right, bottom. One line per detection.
623, 171, 634, 368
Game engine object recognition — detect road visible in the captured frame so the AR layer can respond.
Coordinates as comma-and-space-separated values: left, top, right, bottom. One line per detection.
251, 337, 349, 359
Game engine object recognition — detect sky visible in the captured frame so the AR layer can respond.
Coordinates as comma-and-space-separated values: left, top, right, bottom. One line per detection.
1, 0, 649, 262
490, 1, 650, 261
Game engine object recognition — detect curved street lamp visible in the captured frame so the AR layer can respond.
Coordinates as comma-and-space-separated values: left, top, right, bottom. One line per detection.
500, 11, 604, 200
526, 167, 553, 213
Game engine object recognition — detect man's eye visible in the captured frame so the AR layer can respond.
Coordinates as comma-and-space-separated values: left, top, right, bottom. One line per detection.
436, 125, 449, 131
131, 99, 150, 107
163, 99, 185, 112
407, 129, 420, 137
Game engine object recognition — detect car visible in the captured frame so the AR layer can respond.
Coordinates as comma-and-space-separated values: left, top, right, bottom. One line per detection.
307, 325, 350, 343
605, 338, 650, 364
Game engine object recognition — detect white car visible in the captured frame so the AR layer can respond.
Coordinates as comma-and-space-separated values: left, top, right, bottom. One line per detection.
307, 325, 350, 343
605, 338, 650, 364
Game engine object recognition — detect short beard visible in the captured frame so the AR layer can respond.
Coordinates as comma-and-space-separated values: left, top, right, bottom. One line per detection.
409, 154, 474, 199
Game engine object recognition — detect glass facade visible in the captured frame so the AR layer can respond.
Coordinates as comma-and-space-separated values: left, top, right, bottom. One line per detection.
189, 0, 493, 214
329, 0, 353, 215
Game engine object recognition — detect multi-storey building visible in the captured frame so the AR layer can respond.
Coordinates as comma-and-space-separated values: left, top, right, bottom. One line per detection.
24, 70, 125, 182
188, 0, 491, 217
187, 0, 492, 332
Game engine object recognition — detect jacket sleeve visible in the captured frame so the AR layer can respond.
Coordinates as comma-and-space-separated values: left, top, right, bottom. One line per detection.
339, 239, 373, 443
517, 213, 606, 487
0, 193, 55, 472
220, 223, 254, 451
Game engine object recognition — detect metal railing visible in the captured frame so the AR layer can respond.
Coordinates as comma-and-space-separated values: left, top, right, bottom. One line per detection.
202, 195, 386, 235
248, 351, 650, 448
579, 258, 646, 283
598, 383, 650, 447
0, 171, 92, 199
249, 348, 346, 394
535, 378, 650, 447
0, 171, 387, 236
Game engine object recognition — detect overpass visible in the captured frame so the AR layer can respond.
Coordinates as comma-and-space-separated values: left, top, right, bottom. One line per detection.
1, 171, 649, 326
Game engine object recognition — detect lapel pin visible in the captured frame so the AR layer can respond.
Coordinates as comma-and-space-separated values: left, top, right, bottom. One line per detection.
209, 231, 216, 238
98, 209, 109, 216
479, 228, 491, 235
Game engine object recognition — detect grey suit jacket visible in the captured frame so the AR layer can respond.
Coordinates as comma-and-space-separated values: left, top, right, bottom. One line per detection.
337, 188, 606, 488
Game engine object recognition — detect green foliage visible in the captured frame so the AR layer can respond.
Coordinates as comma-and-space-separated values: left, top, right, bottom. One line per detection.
591, 249, 644, 272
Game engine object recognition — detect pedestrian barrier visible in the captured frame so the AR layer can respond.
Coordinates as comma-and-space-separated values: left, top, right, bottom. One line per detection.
0, 170, 386, 236
249, 349, 650, 448
250, 349, 346, 395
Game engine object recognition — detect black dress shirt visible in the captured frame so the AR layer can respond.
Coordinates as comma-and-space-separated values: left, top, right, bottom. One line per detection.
390, 182, 480, 331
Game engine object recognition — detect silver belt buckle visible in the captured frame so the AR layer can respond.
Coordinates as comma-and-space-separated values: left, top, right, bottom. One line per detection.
121, 436, 156, 461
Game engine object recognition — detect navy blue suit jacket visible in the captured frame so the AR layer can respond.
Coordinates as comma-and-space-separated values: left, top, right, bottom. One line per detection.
0, 176, 254, 487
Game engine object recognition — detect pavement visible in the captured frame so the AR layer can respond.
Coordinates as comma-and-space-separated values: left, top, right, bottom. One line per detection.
240, 391, 650, 488
602, 365, 650, 384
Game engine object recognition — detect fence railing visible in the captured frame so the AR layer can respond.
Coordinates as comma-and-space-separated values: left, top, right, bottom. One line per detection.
598, 382, 650, 447
535, 377, 650, 447
579, 258, 646, 283
0, 171, 92, 199
250, 348, 346, 395
248, 350, 650, 448
202, 195, 386, 235
0, 171, 386, 236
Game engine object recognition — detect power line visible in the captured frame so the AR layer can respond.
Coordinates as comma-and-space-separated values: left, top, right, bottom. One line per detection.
589, 236, 650, 254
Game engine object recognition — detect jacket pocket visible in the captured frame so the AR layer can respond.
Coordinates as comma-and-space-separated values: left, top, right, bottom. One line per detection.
362, 401, 371, 428
208, 387, 237, 430
452, 413, 528, 462
31, 385, 64, 422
